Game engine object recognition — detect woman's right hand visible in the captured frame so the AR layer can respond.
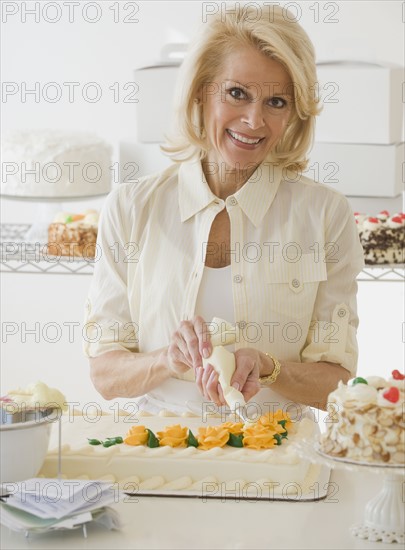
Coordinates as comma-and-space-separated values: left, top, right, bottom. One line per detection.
167, 316, 212, 375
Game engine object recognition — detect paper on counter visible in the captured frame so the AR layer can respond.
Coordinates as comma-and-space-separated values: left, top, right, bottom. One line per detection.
0, 477, 121, 536
0, 503, 121, 534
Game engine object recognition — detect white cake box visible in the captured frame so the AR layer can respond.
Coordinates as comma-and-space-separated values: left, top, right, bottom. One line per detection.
315, 61, 404, 144
134, 63, 180, 143
306, 142, 404, 197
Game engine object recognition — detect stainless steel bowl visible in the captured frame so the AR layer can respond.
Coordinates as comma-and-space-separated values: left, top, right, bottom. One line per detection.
0, 407, 60, 483
0, 406, 61, 425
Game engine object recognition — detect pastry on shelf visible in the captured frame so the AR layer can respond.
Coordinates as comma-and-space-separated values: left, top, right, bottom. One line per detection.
47, 210, 98, 258
354, 211, 405, 265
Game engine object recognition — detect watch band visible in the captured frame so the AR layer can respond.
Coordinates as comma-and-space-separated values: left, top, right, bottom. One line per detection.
259, 354, 281, 386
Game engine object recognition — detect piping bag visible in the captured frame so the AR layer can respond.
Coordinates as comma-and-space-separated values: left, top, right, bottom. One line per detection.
202, 317, 255, 424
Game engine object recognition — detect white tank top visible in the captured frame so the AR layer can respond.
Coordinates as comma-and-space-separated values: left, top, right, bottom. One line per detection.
194, 265, 234, 325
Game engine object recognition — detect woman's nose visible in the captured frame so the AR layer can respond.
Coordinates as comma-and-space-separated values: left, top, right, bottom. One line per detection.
241, 101, 265, 130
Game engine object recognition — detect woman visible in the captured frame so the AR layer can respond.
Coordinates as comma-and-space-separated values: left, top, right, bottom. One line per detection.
84, 5, 364, 416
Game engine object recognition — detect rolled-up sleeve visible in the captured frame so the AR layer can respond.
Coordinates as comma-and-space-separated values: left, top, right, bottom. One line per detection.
83, 188, 139, 357
300, 195, 365, 375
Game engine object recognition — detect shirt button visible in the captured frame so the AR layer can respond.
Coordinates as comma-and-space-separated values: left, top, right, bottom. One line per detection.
233, 275, 243, 283
238, 321, 247, 329
228, 197, 237, 206
338, 308, 347, 318
291, 278, 300, 288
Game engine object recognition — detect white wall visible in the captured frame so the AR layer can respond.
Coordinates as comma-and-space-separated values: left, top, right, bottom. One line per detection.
1, 1, 404, 406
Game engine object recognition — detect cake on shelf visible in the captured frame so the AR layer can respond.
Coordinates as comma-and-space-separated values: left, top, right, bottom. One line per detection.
354, 211, 405, 265
320, 370, 404, 465
1, 130, 112, 197
47, 210, 98, 258
40, 410, 321, 497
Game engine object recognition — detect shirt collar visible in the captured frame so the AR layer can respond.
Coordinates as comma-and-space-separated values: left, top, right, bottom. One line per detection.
178, 159, 282, 227
178, 160, 218, 222
234, 161, 282, 227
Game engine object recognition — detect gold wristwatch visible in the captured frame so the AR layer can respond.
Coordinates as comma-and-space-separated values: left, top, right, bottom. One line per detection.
259, 354, 281, 386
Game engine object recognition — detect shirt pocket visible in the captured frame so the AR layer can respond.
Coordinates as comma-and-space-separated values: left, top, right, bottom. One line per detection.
265, 253, 327, 319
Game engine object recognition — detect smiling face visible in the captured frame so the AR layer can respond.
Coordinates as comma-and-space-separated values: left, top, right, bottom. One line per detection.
200, 46, 293, 173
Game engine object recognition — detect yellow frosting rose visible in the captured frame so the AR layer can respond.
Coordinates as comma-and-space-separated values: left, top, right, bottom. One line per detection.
124, 425, 148, 446
220, 421, 244, 435
156, 424, 189, 447
242, 423, 278, 449
258, 410, 292, 433
197, 426, 230, 450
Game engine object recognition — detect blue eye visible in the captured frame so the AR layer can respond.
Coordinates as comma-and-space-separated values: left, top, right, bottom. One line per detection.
269, 97, 287, 108
228, 87, 247, 100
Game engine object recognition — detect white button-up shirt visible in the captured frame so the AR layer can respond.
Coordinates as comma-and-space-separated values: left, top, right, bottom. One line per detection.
83, 160, 364, 407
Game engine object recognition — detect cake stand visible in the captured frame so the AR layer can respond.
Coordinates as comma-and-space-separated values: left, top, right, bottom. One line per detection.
297, 439, 405, 544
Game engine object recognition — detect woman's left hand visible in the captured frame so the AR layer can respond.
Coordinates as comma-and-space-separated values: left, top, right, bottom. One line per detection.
197, 348, 263, 406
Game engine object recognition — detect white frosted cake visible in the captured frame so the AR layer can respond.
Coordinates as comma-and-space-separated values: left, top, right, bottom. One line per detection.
1, 130, 112, 197
320, 371, 405, 464
40, 412, 321, 498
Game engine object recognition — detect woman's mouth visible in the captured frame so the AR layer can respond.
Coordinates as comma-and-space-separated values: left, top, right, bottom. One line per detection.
226, 129, 264, 148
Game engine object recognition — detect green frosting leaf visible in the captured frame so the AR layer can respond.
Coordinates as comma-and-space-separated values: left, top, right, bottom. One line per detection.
274, 434, 282, 446
227, 433, 244, 447
187, 430, 199, 448
87, 438, 102, 446
106, 436, 123, 445
352, 377, 368, 386
278, 419, 287, 428
102, 440, 116, 448
147, 429, 160, 448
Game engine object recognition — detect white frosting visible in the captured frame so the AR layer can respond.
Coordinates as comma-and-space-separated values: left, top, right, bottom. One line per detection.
388, 378, 405, 391
362, 218, 381, 231
354, 213, 367, 224
4, 381, 67, 410
1, 129, 112, 197
40, 414, 317, 494
329, 381, 378, 405
376, 389, 398, 409
52, 210, 99, 228
366, 376, 387, 389
386, 216, 404, 229
376, 211, 389, 221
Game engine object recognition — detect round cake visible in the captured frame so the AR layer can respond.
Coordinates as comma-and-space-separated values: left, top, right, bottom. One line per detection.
320, 370, 404, 464
355, 211, 405, 265
1, 129, 112, 198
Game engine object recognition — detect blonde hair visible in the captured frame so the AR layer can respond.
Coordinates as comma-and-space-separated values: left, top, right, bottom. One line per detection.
161, 4, 321, 173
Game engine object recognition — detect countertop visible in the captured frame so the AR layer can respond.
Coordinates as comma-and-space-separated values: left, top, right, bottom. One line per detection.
1, 469, 401, 550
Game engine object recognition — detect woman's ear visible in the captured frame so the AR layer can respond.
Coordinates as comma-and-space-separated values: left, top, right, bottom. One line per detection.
194, 86, 203, 104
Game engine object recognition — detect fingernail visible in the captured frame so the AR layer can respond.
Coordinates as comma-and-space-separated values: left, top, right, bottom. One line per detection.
232, 382, 240, 391
202, 348, 210, 359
